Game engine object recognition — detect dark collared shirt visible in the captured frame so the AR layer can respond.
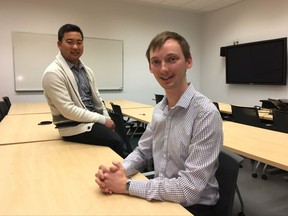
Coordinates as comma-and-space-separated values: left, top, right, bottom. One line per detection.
66, 60, 96, 112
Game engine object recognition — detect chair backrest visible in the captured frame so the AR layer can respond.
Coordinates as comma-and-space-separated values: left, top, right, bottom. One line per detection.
2, 96, 11, 109
110, 102, 129, 124
260, 99, 277, 109
231, 105, 261, 127
268, 98, 288, 111
155, 94, 164, 104
272, 109, 288, 133
214, 149, 244, 216
213, 102, 220, 110
109, 112, 133, 154
0, 111, 3, 122
0, 101, 9, 116
110, 102, 124, 117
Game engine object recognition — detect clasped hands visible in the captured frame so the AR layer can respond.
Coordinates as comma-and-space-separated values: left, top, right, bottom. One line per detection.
95, 161, 128, 194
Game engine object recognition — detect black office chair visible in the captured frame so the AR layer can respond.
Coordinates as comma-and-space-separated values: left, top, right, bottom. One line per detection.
215, 149, 245, 216
109, 112, 133, 155
231, 105, 272, 179
0, 101, 9, 117
260, 99, 277, 109
110, 102, 131, 123
110, 102, 135, 133
0, 112, 3, 122
110, 102, 144, 139
2, 96, 11, 110
231, 105, 264, 128
272, 109, 288, 133
154, 94, 164, 104
213, 102, 220, 110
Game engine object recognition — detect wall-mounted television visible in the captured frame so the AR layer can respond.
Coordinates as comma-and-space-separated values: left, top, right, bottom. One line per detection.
221, 37, 287, 85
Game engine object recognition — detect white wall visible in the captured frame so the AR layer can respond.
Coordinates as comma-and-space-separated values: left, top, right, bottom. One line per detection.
3, 0, 287, 107
201, 0, 288, 106
0, 0, 201, 105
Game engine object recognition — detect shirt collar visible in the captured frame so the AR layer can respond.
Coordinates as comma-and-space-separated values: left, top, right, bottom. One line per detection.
178, 83, 196, 108
65, 59, 84, 70
159, 83, 196, 111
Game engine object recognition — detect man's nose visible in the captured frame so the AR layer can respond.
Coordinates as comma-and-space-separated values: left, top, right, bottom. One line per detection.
160, 61, 168, 71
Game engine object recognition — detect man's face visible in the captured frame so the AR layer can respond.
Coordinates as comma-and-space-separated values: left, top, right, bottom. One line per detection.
149, 39, 192, 91
57, 31, 83, 65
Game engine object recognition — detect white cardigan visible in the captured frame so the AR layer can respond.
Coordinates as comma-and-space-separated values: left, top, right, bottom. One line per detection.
42, 52, 110, 137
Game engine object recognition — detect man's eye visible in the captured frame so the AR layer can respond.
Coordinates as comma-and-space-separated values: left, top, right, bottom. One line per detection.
151, 60, 161, 65
167, 57, 177, 63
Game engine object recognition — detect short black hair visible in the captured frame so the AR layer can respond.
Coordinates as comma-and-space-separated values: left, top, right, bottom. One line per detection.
58, 24, 84, 42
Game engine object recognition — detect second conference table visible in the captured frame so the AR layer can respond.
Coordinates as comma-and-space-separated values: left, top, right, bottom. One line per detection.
119, 104, 288, 172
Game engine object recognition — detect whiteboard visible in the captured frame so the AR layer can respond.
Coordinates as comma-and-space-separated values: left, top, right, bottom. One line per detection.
12, 32, 123, 91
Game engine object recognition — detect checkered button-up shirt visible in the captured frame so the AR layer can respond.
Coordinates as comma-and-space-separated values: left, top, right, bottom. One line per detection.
122, 84, 223, 207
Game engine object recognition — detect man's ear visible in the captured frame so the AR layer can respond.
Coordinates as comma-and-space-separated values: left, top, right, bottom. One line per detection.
149, 64, 153, 73
186, 57, 192, 69
57, 41, 61, 48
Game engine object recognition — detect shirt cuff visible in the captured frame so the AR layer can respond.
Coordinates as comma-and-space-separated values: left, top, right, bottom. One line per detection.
128, 179, 148, 199
97, 115, 107, 125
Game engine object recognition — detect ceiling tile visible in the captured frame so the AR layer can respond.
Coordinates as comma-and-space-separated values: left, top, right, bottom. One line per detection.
183, 0, 243, 11
116, 0, 245, 13
160, 0, 193, 7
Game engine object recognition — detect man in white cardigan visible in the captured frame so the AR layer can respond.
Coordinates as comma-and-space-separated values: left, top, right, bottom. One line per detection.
42, 24, 124, 157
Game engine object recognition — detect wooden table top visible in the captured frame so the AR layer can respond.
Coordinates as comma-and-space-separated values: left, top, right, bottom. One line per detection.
0, 140, 191, 216
223, 121, 288, 171
0, 113, 60, 145
104, 99, 154, 110
122, 105, 287, 172
8, 102, 50, 115
122, 107, 154, 124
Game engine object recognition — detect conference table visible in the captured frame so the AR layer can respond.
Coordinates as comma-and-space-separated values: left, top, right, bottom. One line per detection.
0, 101, 191, 215
0, 113, 60, 145
7, 100, 152, 115
223, 121, 288, 171
6, 100, 282, 172
8, 102, 50, 115
0, 140, 191, 215
121, 104, 288, 172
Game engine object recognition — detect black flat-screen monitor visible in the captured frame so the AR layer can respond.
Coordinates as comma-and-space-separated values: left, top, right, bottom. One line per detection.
222, 37, 287, 85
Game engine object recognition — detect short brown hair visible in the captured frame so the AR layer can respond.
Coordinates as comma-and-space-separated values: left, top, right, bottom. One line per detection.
146, 31, 191, 63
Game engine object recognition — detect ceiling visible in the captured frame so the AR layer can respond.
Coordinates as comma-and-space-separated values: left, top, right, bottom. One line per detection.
116, 0, 244, 13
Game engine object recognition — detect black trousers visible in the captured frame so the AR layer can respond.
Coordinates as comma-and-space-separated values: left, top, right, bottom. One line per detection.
63, 123, 125, 158
185, 204, 215, 216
